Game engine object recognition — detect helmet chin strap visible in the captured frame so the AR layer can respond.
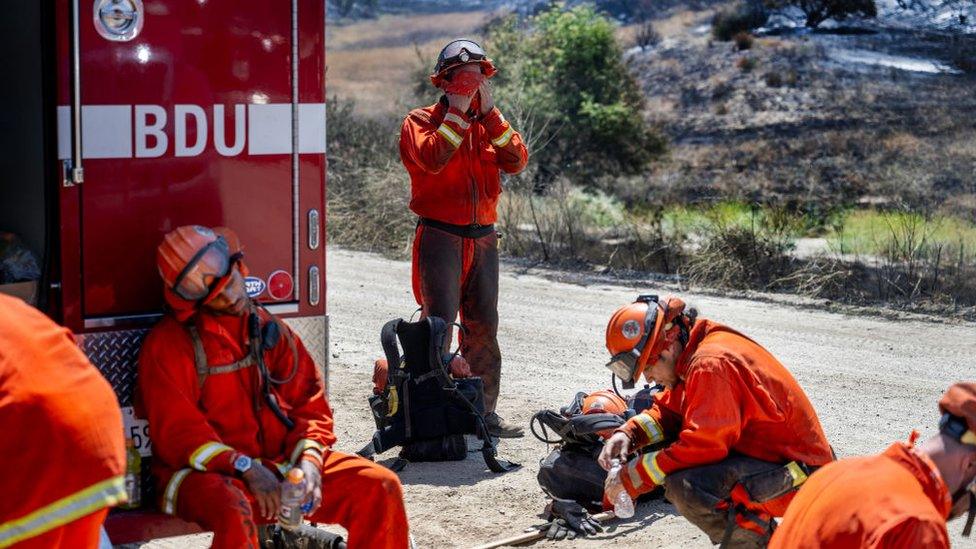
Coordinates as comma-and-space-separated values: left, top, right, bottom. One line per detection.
960, 487, 975, 536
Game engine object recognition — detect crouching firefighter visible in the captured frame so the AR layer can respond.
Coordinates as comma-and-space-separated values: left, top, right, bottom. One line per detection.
770, 381, 976, 548
138, 226, 409, 549
530, 388, 663, 540
591, 295, 835, 548
359, 315, 518, 473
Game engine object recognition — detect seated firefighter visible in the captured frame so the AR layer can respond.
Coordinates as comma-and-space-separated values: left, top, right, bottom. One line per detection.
770, 381, 976, 548
137, 226, 409, 549
595, 295, 835, 548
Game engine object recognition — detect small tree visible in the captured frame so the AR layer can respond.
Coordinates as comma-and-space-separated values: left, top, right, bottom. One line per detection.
487, 5, 666, 186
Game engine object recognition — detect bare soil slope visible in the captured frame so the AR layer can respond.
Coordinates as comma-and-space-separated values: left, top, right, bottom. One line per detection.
132, 248, 975, 548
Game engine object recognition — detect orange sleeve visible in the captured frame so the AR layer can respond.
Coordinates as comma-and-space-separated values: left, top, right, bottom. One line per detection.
480, 107, 528, 174
399, 107, 470, 174
874, 518, 949, 549
272, 325, 337, 464
137, 329, 237, 476
654, 360, 742, 474
616, 387, 683, 448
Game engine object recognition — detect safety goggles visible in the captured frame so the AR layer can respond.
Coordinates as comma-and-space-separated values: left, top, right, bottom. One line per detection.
438, 40, 487, 70
171, 236, 241, 301
605, 299, 659, 382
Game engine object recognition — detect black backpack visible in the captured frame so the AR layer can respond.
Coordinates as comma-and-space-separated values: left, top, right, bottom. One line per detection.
533, 387, 663, 509
358, 316, 517, 473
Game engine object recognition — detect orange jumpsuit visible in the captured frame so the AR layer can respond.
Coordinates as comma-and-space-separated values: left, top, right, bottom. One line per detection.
400, 99, 528, 412
615, 320, 834, 544
138, 308, 408, 549
0, 294, 126, 548
769, 439, 952, 548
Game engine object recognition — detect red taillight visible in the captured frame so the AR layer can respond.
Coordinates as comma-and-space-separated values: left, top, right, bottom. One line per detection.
267, 270, 293, 301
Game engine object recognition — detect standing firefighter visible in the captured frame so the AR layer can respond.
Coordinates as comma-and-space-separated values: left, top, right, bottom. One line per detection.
596, 295, 834, 547
400, 39, 529, 438
138, 226, 409, 549
0, 294, 126, 548
770, 381, 976, 548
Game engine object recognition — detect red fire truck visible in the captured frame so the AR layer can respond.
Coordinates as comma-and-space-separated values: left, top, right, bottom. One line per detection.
1, 0, 328, 542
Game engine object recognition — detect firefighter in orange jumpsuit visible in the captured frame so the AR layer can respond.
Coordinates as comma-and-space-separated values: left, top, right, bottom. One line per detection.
400, 39, 529, 438
596, 295, 834, 548
0, 294, 127, 548
770, 381, 976, 548
138, 226, 409, 549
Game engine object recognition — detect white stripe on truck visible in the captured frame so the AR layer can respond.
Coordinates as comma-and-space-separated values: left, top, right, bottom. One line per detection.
57, 103, 327, 160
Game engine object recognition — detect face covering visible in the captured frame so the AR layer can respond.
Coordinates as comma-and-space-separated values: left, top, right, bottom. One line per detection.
443, 70, 484, 96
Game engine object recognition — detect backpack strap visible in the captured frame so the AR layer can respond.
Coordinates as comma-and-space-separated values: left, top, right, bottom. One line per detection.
186, 324, 256, 391
380, 319, 402, 384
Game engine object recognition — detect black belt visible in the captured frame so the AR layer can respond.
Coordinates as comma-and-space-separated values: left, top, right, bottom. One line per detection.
418, 217, 495, 239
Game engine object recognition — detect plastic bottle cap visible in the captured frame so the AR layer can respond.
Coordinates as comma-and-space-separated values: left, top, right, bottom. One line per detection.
286, 468, 305, 484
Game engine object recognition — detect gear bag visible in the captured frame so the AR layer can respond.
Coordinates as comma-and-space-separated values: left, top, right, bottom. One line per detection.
359, 316, 517, 473
533, 387, 662, 508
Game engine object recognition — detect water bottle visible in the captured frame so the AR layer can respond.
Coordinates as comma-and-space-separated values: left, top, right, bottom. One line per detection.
121, 438, 141, 509
605, 458, 635, 518
278, 468, 307, 530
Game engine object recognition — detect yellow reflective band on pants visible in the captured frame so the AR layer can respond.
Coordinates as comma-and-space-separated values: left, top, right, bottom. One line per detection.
162, 469, 192, 515
0, 475, 126, 548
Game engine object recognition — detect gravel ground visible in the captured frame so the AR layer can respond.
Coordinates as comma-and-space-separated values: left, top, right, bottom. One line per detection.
127, 248, 975, 548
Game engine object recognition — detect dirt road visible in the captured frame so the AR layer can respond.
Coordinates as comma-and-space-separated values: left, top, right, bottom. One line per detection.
137, 248, 975, 548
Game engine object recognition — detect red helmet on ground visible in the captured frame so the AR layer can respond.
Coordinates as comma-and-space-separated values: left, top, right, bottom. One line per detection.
156, 225, 245, 308
605, 295, 687, 384
429, 38, 498, 89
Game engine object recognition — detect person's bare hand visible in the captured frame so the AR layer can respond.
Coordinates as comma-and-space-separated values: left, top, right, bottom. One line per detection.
447, 92, 473, 113
298, 459, 323, 515
478, 81, 494, 116
598, 432, 631, 471
242, 462, 281, 520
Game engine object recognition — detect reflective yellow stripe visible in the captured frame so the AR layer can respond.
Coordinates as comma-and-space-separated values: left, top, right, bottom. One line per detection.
436, 124, 462, 148
162, 469, 192, 515
786, 461, 809, 488
626, 460, 643, 489
634, 415, 664, 444
289, 438, 328, 465
444, 113, 470, 130
963, 430, 976, 446
189, 441, 233, 471
491, 126, 514, 147
640, 451, 666, 485
0, 475, 126, 547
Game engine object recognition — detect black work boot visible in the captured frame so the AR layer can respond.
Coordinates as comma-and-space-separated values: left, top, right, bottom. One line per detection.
485, 411, 525, 438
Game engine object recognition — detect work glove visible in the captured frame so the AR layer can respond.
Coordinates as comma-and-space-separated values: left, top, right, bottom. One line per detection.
544, 499, 602, 540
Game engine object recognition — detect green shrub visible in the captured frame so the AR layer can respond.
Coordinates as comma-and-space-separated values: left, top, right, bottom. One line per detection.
486, 5, 666, 186
712, 3, 767, 41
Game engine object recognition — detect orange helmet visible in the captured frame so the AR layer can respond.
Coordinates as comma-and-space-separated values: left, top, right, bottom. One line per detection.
605, 295, 687, 384
429, 39, 498, 88
582, 390, 627, 415
582, 390, 628, 439
156, 225, 244, 305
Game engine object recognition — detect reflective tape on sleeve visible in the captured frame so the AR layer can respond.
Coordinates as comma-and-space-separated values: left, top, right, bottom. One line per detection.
634, 414, 665, 445
491, 125, 514, 148
189, 441, 234, 471
436, 123, 463, 148
162, 469, 192, 515
0, 476, 126, 547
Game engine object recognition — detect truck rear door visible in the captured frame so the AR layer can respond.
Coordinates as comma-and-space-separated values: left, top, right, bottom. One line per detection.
57, 0, 326, 329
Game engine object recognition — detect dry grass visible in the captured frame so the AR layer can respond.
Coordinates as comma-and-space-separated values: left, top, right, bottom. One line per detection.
327, 11, 491, 115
